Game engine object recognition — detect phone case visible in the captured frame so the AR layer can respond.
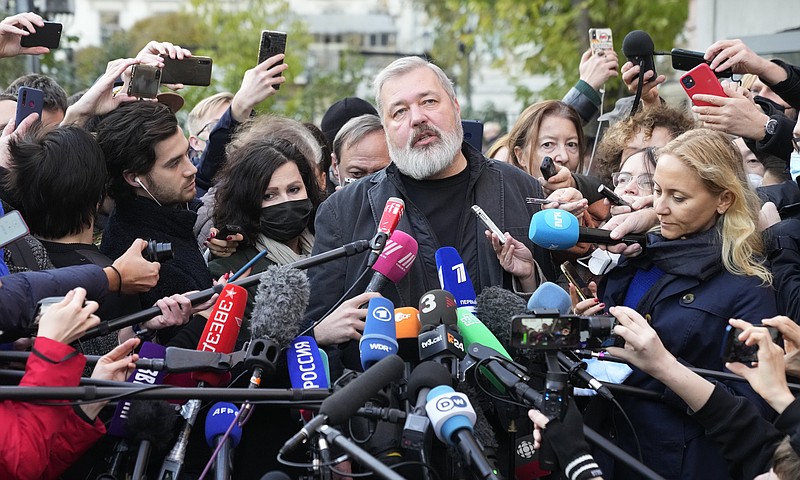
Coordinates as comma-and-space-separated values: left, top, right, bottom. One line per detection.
671, 48, 733, 77
15, 87, 43, 127
589, 28, 613, 55
128, 65, 162, 99
462, 120, 484, 152
680, 63, 727, 107
540, 156, 557, 180
20, 21, 62, 49
0, 210, 30, 248
160, 56, 213, 86
258, 30, 287, 89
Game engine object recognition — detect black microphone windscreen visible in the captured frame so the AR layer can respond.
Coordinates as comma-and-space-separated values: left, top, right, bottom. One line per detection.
407, 361, 453, 399
475, 286, 527, 347
250, 265, 310, 347
260, 472, 292, 480
622, 30, 655, 57
126, 400, 179, 453
320, 354, 404, 425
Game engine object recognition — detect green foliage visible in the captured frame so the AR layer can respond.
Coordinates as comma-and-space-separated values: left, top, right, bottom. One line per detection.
415, 0, 688, 109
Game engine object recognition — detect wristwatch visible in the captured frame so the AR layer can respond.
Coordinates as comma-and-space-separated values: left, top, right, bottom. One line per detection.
765, 117, 779, 138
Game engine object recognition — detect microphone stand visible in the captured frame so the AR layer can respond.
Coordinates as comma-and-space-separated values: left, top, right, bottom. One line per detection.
82, 239, 370, 340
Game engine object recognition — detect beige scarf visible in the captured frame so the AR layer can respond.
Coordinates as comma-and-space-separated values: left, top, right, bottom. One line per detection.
254, 229, 314, 265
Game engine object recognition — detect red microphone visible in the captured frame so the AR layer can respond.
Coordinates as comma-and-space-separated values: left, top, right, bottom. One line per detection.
368, 197, 405, 266
191, 283, 246, 386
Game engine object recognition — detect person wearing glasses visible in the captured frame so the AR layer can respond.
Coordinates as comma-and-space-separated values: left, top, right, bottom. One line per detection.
186, 92, 233, 163
608, 147, 657, 216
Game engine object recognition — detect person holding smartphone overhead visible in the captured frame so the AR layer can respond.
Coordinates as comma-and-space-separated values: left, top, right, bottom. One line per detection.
575, 129, 777, 480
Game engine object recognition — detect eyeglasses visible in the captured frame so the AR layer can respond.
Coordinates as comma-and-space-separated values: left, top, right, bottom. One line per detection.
195, 121, 216, 142
611, 172, 654, 192
792, 136, 800, 154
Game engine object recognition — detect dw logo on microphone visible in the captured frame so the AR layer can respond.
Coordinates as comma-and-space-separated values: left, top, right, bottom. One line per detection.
435, 394, 468, 412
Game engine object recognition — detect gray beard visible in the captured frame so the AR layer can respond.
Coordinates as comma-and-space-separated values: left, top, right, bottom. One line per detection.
388, 121, 463, 180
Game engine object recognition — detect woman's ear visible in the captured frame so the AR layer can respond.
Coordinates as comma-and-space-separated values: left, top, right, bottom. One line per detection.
717, 190, 734, 215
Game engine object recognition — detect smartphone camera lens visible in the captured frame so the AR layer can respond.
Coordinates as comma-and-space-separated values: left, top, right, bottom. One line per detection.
681, 76, 695, 88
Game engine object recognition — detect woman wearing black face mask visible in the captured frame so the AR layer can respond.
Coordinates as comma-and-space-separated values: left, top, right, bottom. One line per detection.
208, 137, 324, 315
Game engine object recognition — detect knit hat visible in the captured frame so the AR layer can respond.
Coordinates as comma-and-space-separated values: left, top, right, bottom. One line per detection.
320, 97, 378, 145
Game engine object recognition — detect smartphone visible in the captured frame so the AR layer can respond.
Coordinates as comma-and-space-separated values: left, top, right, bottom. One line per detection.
511, 314, 580, 349
0, 210, 29, 248
258, 30, 287, 89
217, 224, 245, 242
526, 198, 567, 206
128, 64, 162, 99
540, 156, 558, 180
671, 48, 733, 78
462, 119, 484, 152
680, 63, 728, 107
14, 86, 43, 127
560, 261, 593, 302
34, 296, 67, 324
159, 55, 213, 86
19, 21, 62, 49
597, 184, 631, 208
721, 325, 780, 363
589, 28, 613, 55
471, 205, 506, 245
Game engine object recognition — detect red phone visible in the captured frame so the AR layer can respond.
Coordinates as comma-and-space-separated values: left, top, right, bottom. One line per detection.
680, 63, 727, 107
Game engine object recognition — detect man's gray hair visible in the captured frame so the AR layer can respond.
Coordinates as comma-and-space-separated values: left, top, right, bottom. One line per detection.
333, 114, 384, 159
373, 56, 456, 118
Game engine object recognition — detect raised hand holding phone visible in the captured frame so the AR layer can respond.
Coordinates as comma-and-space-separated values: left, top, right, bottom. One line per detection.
231, 52, 288, 122
0, 13, 50, 58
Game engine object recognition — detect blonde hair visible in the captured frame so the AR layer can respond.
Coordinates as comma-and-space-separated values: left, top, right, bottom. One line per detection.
659, 129, 772, 285
505, 100, 585, 175
227, 115, 322, 170
187, 92, 234, 137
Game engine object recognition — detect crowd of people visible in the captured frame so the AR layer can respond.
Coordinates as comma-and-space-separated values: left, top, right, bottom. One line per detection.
1, 10, 800, 480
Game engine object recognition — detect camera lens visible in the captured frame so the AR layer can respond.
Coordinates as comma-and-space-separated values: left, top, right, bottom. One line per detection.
143, 239, 174, 262
682, 76, 695, 88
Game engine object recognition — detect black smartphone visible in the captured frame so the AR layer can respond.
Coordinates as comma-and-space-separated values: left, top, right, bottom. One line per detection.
597, 184, 631, 207
721, 325, 780, 363
671, 48, 733, 78
127, 64, 162, 99
462, 119, 484, 151
258, 30, 287, 89
217, 224, 246, 242
560, 261, 593, 302
15, 86, 43, 128
540, 156, 558, 180
159, 55, 213, 86
20, 21, 62, 49
511, 314, 581, 350
0, 210, 29, 248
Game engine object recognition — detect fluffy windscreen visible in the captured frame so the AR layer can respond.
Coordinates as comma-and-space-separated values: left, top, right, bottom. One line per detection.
250, 266, 310, 348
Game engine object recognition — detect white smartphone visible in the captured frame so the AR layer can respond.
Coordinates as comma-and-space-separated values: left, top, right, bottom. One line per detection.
471, 205, 506, 244
0, 210, 29, 248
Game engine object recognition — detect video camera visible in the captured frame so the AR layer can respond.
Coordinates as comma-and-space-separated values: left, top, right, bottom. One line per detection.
510, 309, 622, 350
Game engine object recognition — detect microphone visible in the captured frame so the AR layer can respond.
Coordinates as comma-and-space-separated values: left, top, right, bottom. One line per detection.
204, 402, 243, 480
475, 286, 527, 347
418, 289, 458, 329
395, 307, 422, 363
359, 297, 398, 370
425, 385, 501, 480
260, 472, 291, 480
435, 247, 477, 312
280, 354, 405, 456
248, 266, 309, 388
528, 282, 572, 315
417, 290, 465, 377
401, 362, 453, 468
528, 209, 645, 250
368, 197, 406, 267
160, 285, 246, 480
287, 336, 329, 390
622, 30, 657, 81
456, 308, 511, 361
365, 230, 418, 293
128, 400, 178, 480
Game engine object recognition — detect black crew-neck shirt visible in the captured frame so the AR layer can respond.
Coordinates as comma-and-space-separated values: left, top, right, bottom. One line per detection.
400, 164, 470, 248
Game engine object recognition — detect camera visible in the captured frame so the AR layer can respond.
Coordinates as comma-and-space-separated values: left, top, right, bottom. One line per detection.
143, 240, 173, 262
511, 311, 621, 350
680, 75, 696, 88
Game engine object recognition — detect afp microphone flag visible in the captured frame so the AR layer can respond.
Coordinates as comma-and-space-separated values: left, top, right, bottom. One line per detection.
360, 296, 398, 370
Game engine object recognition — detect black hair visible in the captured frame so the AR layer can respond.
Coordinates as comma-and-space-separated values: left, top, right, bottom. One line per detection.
95, 102, 179, 201
5, 74, 68, 113
214, 138, 324, 244
5, 123, 106, 239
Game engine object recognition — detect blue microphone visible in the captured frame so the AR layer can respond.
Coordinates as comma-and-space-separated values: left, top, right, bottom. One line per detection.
528, 209, 646, 250
287, 336, 329, 390
527, 282, 572, 315
359, 296, 398, 370
205, 402, 243, 480
435, 247, 477, 312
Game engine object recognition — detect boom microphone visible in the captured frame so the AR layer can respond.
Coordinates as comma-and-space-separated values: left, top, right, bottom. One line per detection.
436, 247, 477, 312
529, 209, 645, 250
368, 197, 406, 267
360, 297, 398, 370
365, 230, 418, 293
280, 354, 405, 456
